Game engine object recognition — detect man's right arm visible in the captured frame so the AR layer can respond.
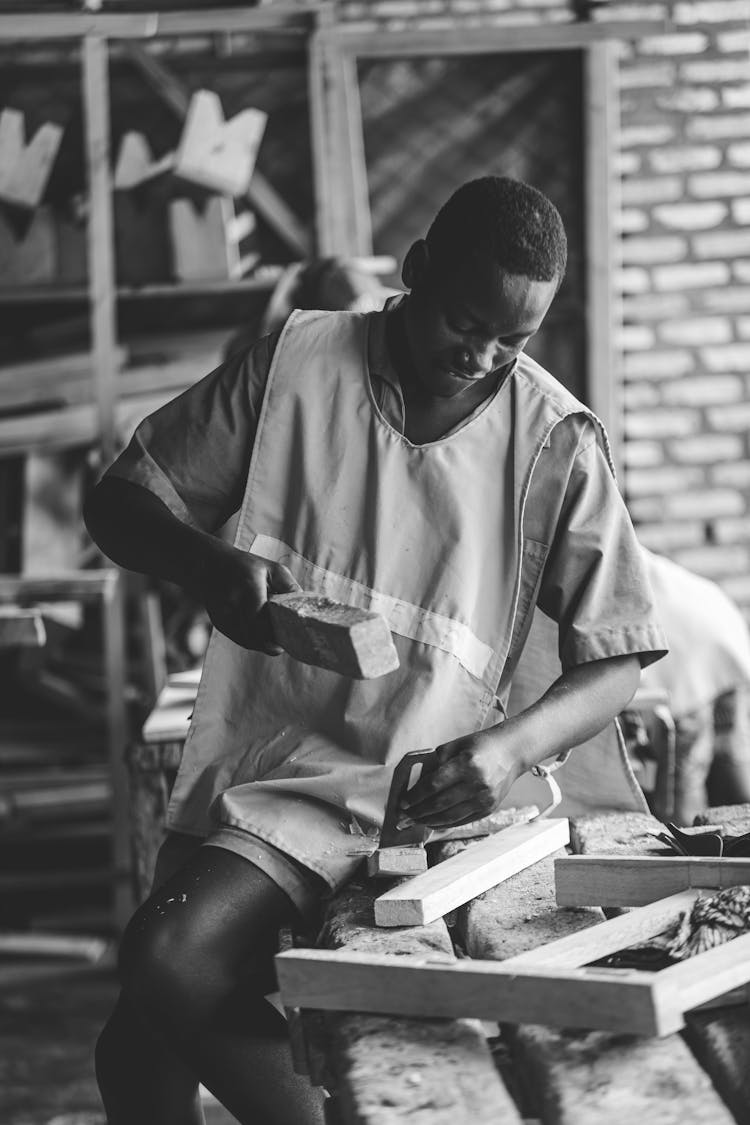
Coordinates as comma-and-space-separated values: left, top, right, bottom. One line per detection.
84, 476, 299, 654
84, 335, 299, 653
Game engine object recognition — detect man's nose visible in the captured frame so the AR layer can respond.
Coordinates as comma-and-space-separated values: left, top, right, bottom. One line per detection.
463, 338, 498, 374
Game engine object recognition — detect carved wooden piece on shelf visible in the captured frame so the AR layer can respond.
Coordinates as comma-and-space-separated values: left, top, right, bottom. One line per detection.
0, 206, 55, 285
174, 90, 267, 198
169, 196, 258, 282
114, 131, 174, 190
0, 109, 63, 209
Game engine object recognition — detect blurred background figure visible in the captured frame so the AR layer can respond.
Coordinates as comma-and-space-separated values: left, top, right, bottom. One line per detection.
632, 549, 750, 826
223, 255, 396, 359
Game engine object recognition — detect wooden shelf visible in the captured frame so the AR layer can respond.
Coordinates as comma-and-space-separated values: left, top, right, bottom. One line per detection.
0, 274, 283, 305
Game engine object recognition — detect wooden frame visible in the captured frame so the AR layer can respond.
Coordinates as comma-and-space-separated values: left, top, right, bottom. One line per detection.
556, 855, 750, 908
278, 890, 750, 1037
307, 19, 664, 454
375, 817, 569, 926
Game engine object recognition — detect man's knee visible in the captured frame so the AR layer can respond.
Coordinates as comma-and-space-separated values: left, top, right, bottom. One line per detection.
118, 902, 201, 1019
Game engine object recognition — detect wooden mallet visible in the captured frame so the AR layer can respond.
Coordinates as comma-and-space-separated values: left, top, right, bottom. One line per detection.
268, 592, 400, 680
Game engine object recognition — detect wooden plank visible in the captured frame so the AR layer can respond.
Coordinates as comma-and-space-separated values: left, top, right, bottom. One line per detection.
0, 108, 63, 209
0, 570, 117, 603
656, 933, 750, 1016
366, 845, 428, 878
0, 13, 157, 39
0, 6, 318, 40
82, 34, 118, 464
326, 21, 668, 58
0, 932, 108, 962
555, 856, 750, 908
277, 948, 675, 1037
0, 348, 128, 413
504, 891, 699, 970
0, 607, 45, 649
0, 389, 175, 458
374, 818, 569, 927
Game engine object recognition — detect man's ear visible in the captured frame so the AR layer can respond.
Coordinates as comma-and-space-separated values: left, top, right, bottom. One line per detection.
402, 240, 431, 291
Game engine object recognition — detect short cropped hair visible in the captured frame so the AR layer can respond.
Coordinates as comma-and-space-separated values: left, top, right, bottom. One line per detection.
426, 176, 567, 285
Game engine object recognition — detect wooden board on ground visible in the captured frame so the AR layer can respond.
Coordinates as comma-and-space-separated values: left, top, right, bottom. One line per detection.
374, 817, 569, 927
310, 879, 523, 1125
556, 855, 750, 907
277, 927, 750, 1038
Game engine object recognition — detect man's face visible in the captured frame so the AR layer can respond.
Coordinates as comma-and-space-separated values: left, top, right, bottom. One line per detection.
402, 250, 559, 399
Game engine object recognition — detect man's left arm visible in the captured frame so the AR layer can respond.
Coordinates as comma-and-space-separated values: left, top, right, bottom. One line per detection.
403, 653, 640, 828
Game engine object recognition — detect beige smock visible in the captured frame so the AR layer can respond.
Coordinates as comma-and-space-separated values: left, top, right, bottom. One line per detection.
163, 309, 664, 890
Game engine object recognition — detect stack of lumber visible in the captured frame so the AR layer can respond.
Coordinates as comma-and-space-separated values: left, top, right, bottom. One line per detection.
0, 329, 226, 457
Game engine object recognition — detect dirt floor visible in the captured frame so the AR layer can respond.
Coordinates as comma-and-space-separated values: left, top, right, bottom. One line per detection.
0, 967, 238, 1125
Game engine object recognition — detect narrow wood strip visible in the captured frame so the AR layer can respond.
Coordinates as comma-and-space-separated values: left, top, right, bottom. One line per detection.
375, 818, 569, 926
505, 891, 699, 969
555, 856, 750, 907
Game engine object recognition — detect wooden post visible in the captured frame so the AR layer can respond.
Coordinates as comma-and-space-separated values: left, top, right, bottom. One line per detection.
102, 569, 134, 929
584, 41, 619, 470
82, 34, 118, 466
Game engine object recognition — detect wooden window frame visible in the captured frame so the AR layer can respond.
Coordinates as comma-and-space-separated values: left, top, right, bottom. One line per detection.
308, 19, 663, 463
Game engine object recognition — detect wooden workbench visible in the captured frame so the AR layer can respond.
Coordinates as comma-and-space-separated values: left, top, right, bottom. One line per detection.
131, 679, 750, 1122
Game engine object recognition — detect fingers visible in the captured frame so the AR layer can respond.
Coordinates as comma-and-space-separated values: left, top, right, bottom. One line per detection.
410, 800, 489, 829
267, 561, 302, 595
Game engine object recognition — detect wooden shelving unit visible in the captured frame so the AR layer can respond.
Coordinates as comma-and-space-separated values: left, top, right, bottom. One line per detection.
0, 3, 329, 463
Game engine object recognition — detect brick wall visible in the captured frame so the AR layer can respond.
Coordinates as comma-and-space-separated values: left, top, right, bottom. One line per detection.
339, 0, 750, 616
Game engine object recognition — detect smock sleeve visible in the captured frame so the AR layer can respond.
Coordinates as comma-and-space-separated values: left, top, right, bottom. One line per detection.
536, 417, 668, 671
104, 332, 279, 533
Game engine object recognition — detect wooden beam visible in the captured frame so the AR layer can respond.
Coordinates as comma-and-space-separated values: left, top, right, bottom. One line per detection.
374, 818, 569, 927
585, 41, 620, 468
0, 6, 324, 40
0, 570, 118, 604
325, 22, 669, 59
277, 947, 676, 1037
555, 855, 750, 908
82, 34, 118, 464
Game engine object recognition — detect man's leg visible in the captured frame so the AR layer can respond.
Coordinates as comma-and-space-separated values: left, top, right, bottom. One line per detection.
96, 832, 206, 1125
117, 845, 326, 1125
